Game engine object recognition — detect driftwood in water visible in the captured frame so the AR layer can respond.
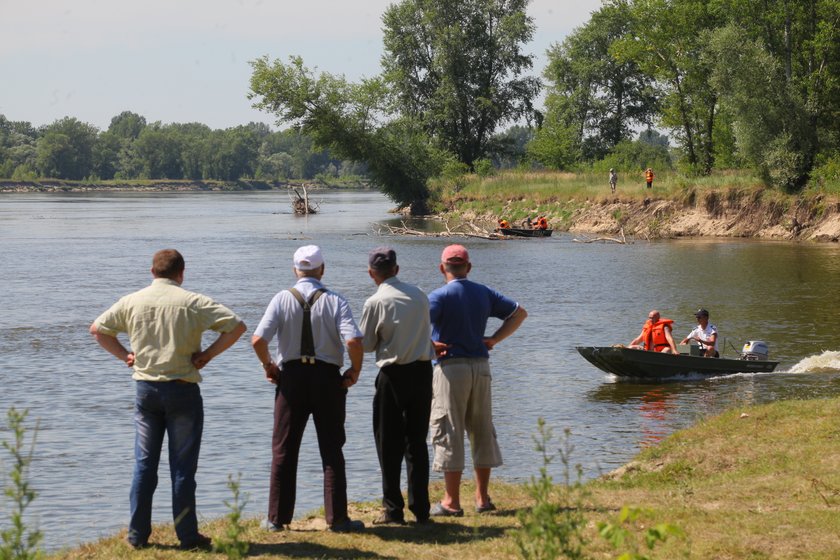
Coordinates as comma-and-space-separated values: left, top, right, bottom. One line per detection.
289, 187, 319, 215
375, 218, 504, 239
572, 228, 627, 244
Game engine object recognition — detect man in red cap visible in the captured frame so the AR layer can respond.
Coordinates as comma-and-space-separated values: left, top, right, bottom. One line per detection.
427, 244, 527, 517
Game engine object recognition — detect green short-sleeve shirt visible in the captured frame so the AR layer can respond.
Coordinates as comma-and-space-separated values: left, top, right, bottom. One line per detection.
94, 278, 241, 382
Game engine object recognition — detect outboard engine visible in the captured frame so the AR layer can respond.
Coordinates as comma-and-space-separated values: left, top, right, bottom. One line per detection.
741, 340, 769, 361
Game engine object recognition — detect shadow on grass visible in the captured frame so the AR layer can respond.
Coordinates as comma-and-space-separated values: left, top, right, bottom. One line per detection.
368, 519, 507, 544
248, 542, 392, 558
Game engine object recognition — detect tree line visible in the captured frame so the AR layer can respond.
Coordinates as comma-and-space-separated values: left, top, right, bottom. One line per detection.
0, 112, 368, 183
4, 0, 838, 210
531, 0, 840, 191
249, 0, 839, 212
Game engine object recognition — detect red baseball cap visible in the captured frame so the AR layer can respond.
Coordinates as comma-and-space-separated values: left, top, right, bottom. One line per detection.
441, 244, 469, 264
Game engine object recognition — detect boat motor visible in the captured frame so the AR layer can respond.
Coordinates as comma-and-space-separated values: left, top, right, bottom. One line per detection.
740, 340, 769, 361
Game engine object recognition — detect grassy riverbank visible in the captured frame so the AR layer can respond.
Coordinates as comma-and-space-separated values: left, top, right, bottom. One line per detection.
49, 396, 840, 559
432, 170, 840, 241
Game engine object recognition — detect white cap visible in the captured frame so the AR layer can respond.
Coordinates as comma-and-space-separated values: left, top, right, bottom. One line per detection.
293, 245, 324, 271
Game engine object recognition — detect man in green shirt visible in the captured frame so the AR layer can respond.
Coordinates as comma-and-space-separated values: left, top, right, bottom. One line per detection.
90, 249, 246, 550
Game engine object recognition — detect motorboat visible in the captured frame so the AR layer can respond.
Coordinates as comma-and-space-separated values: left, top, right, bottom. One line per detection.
498, 227, 553, 237
576, 340, 779, 380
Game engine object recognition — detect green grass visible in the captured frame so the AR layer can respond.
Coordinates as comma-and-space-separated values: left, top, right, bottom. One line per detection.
47, 396, 840, 559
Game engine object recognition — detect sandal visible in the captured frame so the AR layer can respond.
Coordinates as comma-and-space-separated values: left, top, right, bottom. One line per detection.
430, 502, 464, 517
476, 499, 496, 513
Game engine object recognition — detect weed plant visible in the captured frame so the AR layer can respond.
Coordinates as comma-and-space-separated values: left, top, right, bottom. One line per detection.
213, 473, 250, 560
1, 408, 42, 560
515, 419, 588, 560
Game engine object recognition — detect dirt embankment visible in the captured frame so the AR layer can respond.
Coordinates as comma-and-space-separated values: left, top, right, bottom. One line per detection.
568, 189, 840, 242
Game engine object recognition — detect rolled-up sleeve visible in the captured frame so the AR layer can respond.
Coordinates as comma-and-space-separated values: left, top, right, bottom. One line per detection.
93, 299, 127, 337
195, 294, 242, 333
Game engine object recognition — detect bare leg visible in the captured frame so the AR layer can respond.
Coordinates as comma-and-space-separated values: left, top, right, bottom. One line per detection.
441, 471, 462, 511
474, 467, 491, 507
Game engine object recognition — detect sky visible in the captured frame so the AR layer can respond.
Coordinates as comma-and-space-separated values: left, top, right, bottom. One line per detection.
0, 0, 603, 131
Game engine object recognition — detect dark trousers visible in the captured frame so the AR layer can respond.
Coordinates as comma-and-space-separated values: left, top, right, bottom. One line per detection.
268, 360, 348, 526
373, 360, 433, 521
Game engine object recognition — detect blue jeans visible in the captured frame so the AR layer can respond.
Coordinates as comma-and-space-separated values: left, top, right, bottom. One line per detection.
129, 381, 203, 546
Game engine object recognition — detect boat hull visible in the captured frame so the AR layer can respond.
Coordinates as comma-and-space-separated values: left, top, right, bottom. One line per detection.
576, 346, 778, 379
499, 228, 553, 237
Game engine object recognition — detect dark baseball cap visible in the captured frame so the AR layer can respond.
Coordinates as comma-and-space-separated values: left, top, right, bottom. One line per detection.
694, 308, 709, 317
368, 246, 397, 270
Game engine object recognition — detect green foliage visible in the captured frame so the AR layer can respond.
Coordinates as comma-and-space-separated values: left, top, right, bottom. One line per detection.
592, 137, 673, 174
249, 56, 439, 211
213, 473, 249, 560
35, 117, 98, 180
0, 112, 361, 183
474, 158, 495, 178
1, 408, 43, 560
597, 506, 684, 560
538, 0, 658, 164
382, 0, 541, 169
515, 419, 588, 560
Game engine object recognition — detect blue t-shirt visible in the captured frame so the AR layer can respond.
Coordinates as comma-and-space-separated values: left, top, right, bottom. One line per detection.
428, 278, 518, 360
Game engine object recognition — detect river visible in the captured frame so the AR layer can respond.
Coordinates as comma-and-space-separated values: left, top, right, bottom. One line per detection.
2, 190, 840, 551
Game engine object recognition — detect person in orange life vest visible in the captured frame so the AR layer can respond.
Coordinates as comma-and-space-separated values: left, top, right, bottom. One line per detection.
628, 310, 677, 353
533, 216, 548, 230
498, 219, 510, 229
644, 167, 655, 188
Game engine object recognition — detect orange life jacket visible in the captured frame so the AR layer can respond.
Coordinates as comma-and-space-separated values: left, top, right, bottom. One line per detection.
499, 220, 510, 228
535, 217, 548, 229
645, 169, 654, 182
641, 318, 673, 351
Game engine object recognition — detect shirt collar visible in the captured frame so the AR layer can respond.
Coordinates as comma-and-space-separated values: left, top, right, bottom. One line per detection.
152, 278, 180, 287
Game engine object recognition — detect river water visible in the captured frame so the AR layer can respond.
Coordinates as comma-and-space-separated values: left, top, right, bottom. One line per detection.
2, 190, 840, 551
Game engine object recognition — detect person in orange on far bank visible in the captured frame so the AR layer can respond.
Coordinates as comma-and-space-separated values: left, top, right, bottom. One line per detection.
533, 216, 548, 230
645, 167, 655, 188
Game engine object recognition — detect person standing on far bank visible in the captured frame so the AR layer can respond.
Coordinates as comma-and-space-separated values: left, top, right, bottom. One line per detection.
360, 247, 436, 525
609, 168, 618, 193
251, 245, 365, 533
427, 244, 527, 517
90, 249, 246, 550
645, 167, 655, 188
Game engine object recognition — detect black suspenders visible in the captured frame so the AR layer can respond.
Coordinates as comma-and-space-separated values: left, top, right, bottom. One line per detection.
287, 288, 326, 364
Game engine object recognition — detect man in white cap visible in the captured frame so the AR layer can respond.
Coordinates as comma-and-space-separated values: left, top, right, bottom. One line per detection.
251, 245, 365, 533
427, 244, 527, 517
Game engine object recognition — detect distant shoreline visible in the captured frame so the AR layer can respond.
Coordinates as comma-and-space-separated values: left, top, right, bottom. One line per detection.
0, 179, 371, 193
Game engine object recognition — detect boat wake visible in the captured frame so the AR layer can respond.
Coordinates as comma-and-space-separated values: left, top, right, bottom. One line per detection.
788, 350, 840, 374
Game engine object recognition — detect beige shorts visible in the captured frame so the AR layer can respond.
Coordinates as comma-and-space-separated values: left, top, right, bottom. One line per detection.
430, 357, 502, 471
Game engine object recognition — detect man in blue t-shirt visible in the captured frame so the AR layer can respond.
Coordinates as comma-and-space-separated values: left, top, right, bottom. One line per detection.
427, 244, 527, 517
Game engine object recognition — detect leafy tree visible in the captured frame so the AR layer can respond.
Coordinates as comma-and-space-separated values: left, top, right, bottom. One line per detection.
169, 122, 212, 180
535, 0, 659, 165
107, 111, 147, 140
488, 125, 534, 169
381, 0, 541, 169
133, 123, 184, 179
613, 0, 722, 174
706, 0, 840, 189
250, 56, 443, 212
35, 117, 98, 179
0, 116, 39, 179
92, 131, 121, 180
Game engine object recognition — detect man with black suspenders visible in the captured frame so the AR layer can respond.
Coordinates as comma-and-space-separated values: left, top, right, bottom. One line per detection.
251, 245, 365, 533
